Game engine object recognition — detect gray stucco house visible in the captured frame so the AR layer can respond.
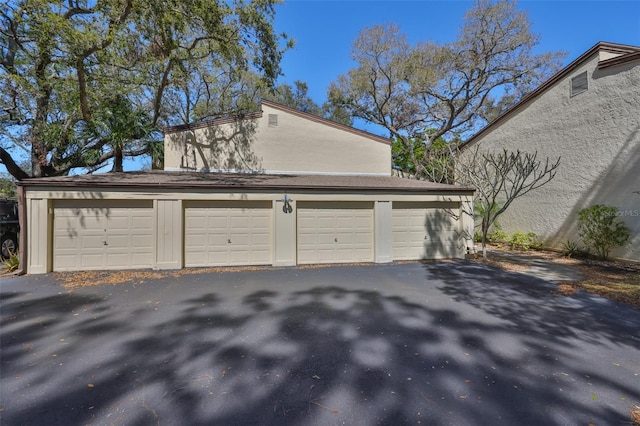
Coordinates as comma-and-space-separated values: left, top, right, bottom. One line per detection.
463, 42, 640, 261
18, 100, 474, 274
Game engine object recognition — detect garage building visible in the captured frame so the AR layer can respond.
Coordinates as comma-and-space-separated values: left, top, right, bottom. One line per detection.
18, 101, 474, 274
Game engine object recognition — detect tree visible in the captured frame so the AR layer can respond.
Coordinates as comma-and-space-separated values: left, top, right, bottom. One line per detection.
1, 0, 291, 179
456, 146, 560, 259
0, 172, 16, 198
267, 80, 354, 126
320, 100, 353, 127
267, 80, 322, 115
84, 94, 156, 173
393, 137, 425, 175
328, 0, 565, 181
578, 205, 631, 260
392, 134, 458, 183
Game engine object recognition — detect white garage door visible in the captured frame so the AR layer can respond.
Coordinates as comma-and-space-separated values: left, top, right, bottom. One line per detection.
392, 202, 462, 260
297, 201, 374, 264
184, 201, 272, 267
53, 200, 154, 271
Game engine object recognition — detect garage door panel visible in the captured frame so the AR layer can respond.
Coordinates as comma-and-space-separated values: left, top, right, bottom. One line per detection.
188, 234, 207, 248
229, 233, 250, 246
184, 201, 272, 267
207, 251, 227, 265
131, 217, 153, 230
316, 217, 334, 228
133, 235, 154, 249
107, 216, 129, 231
106, 253, 130, 268
335, 232, 353, 244
297, 202, 374, 264
335, 217, 354, 228
53, 201, 154, 271
248, 234, 270, 246
189, 216, 207, 230
79, 233, 103, 248
392, 203, 462, 260
230, 216, 250, 229
353, 233, 372, 244
436, 232, 460, 243
80, 254, 104, 269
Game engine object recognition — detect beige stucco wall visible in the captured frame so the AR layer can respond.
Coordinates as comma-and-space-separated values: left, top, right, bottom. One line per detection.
164, 104, 392, 175
465, 53, 640, 261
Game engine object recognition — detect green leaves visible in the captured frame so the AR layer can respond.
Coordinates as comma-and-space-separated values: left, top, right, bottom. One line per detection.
1, 0, 290, 177
578, 205, 632, 260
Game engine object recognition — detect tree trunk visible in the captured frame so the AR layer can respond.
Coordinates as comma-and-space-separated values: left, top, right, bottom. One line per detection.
481, 221, 489, 260
112, 146, 123, 172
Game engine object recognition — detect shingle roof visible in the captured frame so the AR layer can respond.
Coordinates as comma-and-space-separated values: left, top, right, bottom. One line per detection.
18, 171, 474, 193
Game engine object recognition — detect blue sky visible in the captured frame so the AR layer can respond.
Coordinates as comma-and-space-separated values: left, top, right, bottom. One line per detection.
273, 0, 640, 110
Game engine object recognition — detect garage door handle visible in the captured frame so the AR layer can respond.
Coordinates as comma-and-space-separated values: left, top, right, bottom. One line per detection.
228, 239, 231, 244
334, 238, 338, 243
103, 241, 108, 246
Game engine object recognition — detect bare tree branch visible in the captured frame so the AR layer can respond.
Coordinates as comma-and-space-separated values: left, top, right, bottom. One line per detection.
456, 146, 560, 258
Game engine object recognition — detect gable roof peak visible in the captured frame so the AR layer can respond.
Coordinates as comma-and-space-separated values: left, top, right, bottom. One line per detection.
594, 41, 640, 54
259, 99, 390, 145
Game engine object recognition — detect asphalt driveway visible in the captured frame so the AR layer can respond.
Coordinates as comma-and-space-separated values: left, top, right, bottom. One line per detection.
1, 261, 639, 425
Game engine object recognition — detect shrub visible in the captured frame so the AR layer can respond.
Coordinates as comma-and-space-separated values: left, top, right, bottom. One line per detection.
488, 229, 509, 245
474, 231, 483, 243
509, 231, 542, 251
578, 204, 631, 260
1, 249, 19, 272
560, 240, 589, 258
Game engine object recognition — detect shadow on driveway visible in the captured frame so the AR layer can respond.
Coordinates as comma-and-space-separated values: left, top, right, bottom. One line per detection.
1, 262, 639, 425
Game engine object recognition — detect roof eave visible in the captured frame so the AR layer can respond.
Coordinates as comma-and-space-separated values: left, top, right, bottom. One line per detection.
18, 179, 474, 193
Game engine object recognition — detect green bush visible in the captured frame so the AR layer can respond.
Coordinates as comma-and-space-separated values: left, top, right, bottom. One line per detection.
1, 249, 19, 272
508, 231, 542, 251
578, 204, 631, 260
487, 229, 509, 245
474, 231, 483, 243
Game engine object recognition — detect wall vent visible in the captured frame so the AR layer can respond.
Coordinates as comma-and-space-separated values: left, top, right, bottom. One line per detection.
570, 71, 588, 97
268, 114, 278, 127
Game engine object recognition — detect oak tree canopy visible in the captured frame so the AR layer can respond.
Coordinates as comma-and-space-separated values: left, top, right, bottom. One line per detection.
1, 0, 291, 178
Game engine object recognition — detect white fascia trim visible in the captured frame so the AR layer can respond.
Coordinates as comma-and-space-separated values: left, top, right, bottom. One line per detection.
164, 167, 391, 177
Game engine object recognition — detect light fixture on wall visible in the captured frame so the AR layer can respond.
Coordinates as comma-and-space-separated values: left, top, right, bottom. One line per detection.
282, 194, 293, 214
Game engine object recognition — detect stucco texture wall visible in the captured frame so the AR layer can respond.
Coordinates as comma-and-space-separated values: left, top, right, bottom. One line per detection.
164, 104, 391, 176
465, 53, 640, 261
